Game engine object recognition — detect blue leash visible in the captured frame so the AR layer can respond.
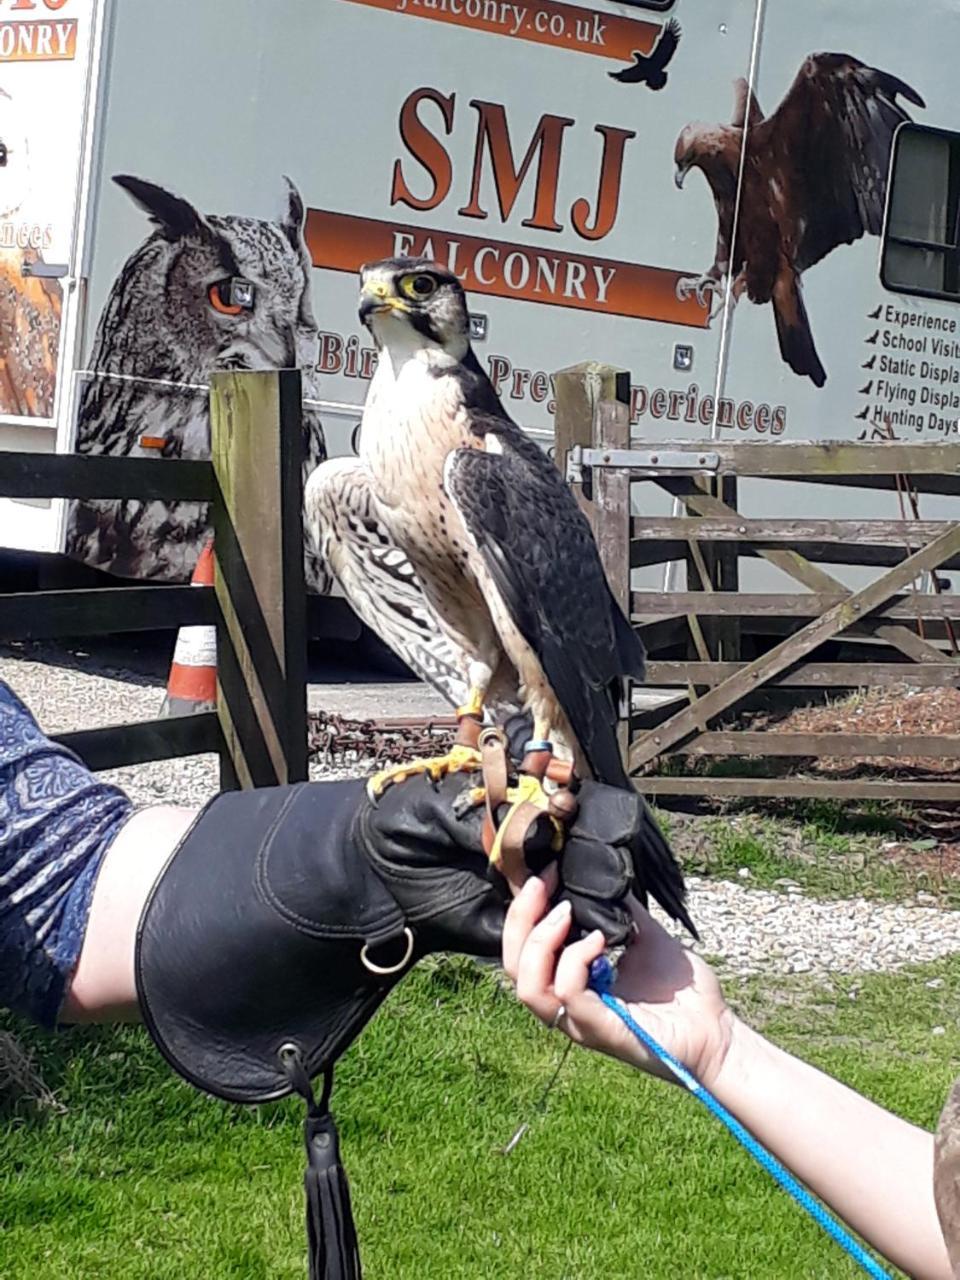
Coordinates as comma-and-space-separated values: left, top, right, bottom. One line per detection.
587, 956, 892, 1280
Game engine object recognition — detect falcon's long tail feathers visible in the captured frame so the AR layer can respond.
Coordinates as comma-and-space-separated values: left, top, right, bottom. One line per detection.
613, 589, 646, 680
637, 798, 698, 938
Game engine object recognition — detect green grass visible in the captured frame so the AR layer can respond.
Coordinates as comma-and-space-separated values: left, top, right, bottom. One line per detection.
654, 806, 960, 908
2, 955, 957, 1279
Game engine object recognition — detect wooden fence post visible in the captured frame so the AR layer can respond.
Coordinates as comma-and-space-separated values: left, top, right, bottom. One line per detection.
210, 369, 308, 790
554, 362, 632, 754
554, 362, 631, 610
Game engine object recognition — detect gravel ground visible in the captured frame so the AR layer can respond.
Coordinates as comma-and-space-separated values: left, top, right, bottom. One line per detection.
666, 877, 960, 978
4, 644, 960, 978
0, 644, 364, 805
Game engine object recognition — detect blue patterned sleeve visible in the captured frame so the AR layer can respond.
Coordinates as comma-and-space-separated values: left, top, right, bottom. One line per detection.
0, 678, 134, 1028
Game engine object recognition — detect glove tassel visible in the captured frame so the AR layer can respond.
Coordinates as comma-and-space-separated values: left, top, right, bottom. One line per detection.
281, 1050, 362, 1280
304, 1107, 361, 1280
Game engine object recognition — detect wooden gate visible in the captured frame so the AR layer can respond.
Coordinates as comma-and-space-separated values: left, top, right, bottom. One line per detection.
0, 369, 308, 791
555, 362, 960, 804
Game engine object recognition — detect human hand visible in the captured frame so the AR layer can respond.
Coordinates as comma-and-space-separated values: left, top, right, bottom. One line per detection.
502, 874, 735, 1088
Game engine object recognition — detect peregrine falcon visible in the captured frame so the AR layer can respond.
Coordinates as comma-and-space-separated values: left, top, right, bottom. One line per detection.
306, 258, 691, 927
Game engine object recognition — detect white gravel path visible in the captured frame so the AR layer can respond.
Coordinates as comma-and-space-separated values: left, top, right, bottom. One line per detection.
0, 644, 364, 805
668, 876, 960, 978
4, 645, 960, 979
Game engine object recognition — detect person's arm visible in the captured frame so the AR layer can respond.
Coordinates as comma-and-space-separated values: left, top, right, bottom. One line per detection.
62, 805, 198, 1024
716, 1017, 946, 1279
503, 877, 953, 1280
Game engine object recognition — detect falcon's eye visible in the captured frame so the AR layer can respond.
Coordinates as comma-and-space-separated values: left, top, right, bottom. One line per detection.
0, 142, 7, 168
400, 273, 438, 302
208, 277, 255, 316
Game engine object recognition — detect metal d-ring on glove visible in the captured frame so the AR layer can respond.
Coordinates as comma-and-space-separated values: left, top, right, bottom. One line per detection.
134, 761, 692, 1279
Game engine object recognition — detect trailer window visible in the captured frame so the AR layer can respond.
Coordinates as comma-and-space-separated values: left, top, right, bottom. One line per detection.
617, 0, 675, 8
882, 124, 960, 301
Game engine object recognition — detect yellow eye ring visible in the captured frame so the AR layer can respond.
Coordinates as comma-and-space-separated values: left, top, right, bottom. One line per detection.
399, 272, 438, 301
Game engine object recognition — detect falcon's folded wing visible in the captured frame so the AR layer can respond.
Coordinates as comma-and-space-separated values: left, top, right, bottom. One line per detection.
443, 432, 644, 787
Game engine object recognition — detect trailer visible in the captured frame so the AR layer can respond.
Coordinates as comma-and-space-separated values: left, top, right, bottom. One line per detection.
1, 0, 959, 589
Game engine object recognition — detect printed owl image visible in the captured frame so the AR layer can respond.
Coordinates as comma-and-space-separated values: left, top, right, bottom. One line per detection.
65, 174, 330, 592
0, 85, 62, 420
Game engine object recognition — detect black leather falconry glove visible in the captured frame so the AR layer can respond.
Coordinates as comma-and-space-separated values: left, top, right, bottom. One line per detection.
136, 771, 691, 1103
135, 769, 691, 1279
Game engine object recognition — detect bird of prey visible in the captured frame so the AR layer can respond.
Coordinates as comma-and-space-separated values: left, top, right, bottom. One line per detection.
305, 258, 693, 931
608, 19, 680, 89
674, 54, 924, 386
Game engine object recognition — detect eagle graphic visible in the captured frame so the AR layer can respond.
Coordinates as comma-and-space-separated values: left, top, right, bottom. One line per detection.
674, 54, 924, 386
609, 18, 680, 90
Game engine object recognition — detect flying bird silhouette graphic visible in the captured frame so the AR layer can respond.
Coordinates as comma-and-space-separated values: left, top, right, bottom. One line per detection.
855, 405, 870, 421
862, 354, 877, 370
859, 381, 873, 395
865, 329, 880, 345
609, 18, 680, 89
868, 304, 883, 320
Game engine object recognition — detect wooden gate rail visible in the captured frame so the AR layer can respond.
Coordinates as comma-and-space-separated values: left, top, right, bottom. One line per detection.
630, 517, 960, 571
0, 369, 307, 790
554, 362, 960, 804
640, 778, 960, 801
565, 438, 960, 492
628, 524, 960, 768
647, 661, 960, 689
2, 585, 216, 639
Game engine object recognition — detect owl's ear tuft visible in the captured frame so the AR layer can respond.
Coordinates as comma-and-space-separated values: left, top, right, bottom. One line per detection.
280, 176, 306, 249
113, 175, 211, 242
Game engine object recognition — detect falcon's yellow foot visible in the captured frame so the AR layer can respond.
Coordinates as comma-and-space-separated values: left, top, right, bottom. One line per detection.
489, 771, 567, 870
366, 743, 483, 801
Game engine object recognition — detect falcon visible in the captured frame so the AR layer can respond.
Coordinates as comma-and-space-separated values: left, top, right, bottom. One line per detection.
306, 258, 693, 930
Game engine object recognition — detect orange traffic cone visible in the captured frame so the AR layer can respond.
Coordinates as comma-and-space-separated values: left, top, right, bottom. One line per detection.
160, 539, 217, 717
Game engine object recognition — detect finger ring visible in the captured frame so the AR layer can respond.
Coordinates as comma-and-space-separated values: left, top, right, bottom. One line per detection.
548, 1003, 567, 1030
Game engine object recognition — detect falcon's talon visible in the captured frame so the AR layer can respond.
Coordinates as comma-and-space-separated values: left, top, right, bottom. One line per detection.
366, 743, 483, 801
453, 784, 488, 819
489, 771, 566, 869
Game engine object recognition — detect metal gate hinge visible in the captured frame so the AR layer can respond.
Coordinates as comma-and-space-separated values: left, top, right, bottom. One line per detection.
565, 446, 720, 484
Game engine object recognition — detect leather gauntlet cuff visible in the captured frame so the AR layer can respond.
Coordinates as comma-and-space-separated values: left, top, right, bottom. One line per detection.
135, 780, 415, 1105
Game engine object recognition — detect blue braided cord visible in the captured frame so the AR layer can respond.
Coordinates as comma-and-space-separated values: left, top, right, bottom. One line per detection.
588, 957, 892, 1280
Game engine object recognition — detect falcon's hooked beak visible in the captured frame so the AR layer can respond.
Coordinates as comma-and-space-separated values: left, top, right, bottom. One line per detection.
358, 277, 411, 326
674, 162, 689, 190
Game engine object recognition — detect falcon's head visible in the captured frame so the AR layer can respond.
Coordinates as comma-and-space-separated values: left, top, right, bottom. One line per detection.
358, 258, 469, 360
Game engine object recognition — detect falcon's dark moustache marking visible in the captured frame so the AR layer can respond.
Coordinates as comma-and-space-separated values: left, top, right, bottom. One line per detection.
407, 309, 445, 346
435, 347, 512, 433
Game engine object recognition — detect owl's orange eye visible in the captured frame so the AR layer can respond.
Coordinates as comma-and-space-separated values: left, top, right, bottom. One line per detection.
208, 277, 254, 315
